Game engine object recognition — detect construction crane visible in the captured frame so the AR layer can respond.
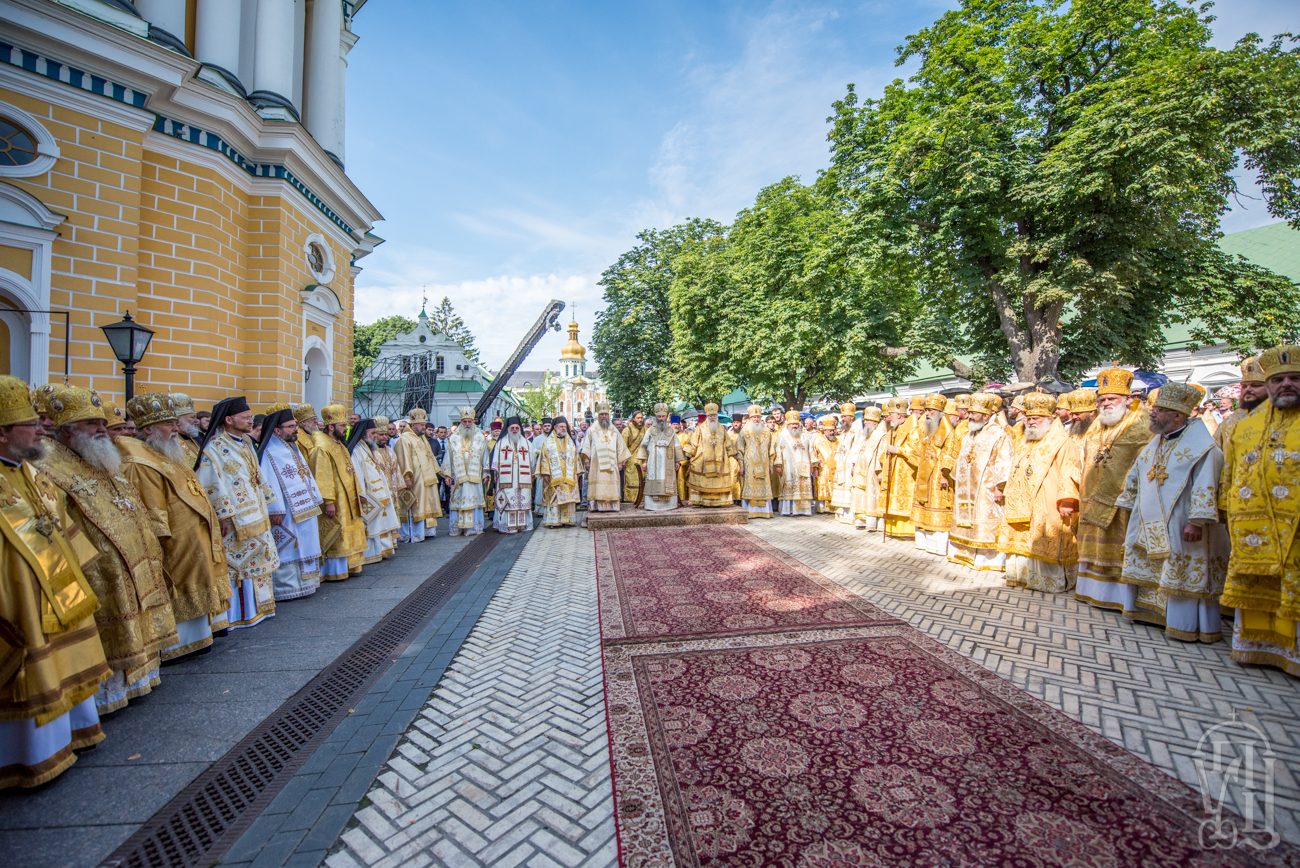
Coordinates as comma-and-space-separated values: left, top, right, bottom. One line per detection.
473, 299, 565, 420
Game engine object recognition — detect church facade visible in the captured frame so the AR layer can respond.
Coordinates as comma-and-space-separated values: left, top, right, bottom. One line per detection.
555, 319, 606, 423
0, 0, 381, 410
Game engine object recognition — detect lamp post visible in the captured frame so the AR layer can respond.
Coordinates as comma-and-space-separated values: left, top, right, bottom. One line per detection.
100, 310, 154, 401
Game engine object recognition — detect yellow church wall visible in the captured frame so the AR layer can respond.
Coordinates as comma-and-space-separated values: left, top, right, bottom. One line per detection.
0, 245, 33, 280
0, 88, 149, 394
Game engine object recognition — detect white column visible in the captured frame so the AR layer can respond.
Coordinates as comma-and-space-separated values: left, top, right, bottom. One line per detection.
195, 0, 243, 87
305, 0, 344, 159
137, 0, 188, 45
250, 0, 300, 118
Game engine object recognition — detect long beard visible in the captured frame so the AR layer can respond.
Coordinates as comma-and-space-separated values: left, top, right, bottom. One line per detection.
457, 425, 477, 442
70, 431, 122, 474
598, 419, 611, 430
862, 422, 878, 435
1024, 423, 1048, 442
924, 415, 940, 436
1072, 415, 1094, 435
745, 421, 765, 434
505, 432, 525, 449
706, 420, 724, 435
654, 420, 671, 434
967, 420, 986, 433
887, 417, 901, 429
785, 427, 802, 443
1099, 405, 1126, 427
177, 418, 200, 438
145, 429, 188, 464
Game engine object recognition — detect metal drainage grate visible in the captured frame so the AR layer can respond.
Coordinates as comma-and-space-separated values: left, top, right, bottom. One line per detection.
101, 532, 501, 868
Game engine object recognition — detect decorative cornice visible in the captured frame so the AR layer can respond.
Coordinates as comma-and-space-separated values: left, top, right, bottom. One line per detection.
0, 38, 146, 108
0, 39, 358, 241
151, 116, 356, 238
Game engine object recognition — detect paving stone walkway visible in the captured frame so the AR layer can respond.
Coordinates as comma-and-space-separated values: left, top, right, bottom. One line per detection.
327, 526, 615, 867
328, 516, 1300, 865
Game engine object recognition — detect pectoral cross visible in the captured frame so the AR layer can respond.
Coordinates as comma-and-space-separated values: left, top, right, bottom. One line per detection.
1146, 464, 1168, 485
69, 478, 99, 498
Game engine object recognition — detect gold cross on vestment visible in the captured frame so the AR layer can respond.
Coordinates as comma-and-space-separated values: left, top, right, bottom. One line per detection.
1146, 465, 1169, 485
68, 477, 98, 497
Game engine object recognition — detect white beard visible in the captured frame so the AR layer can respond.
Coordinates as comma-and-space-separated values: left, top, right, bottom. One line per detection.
1273, 394, 1298, 409
1099, 405, 1126, 427
1024, 423, 1049, 441
457, 425, 478, 442
598, 419, 612, 430
69, 430, 122, 474
504, 431, 526, 450
785, 427, 802, 443
745, 420, 765, 434
177, 418, 200, 438
654, 420, 672, 435
705, 420, 724, 436
967, 420, 986, 432
887, 417, 901, 429
924, 415, 941, 436
145, 429, 189, 464
861, 422, 878, 435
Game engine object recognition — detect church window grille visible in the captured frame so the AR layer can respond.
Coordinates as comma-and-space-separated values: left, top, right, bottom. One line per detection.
401, 357, 411, 375
0, 118, 37, 166
436, 355, 445, 374
418, 355, 428, 372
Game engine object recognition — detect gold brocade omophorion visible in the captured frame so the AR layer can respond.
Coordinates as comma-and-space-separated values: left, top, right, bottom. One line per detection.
879, 419, 922, 538
684, 422, 736, 507
1219, 404, 1300, 662
393, 430, 443, 522
1076, 408, 1151, 580
998, 425, 1082, 568
309, 431, 367, 576
36, 442, 177, 706
620, 422, 647, 503
117, 437, 230, 627
912, 417, 955, 532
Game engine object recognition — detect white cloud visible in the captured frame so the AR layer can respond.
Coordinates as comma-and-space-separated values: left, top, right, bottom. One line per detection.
640, 4, 897, 225
354, 268, 605, 372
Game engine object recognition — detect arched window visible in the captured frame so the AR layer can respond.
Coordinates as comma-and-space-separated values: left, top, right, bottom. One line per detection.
0, 106, 58, 177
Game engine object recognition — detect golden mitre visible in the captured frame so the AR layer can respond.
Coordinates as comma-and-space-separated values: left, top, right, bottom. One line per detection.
1095, 367, 1134, 396
1154, 383, 1201, 416
922, 394, 946, 412
1259, 344, 1300, 378
1022, 392, 1057, 418
46, 385, 108, 427
126, 392, 177, 429
320, 403, 348, 426
1240, 356, 1265, 384
968, 392, 999, 416
0, 375, 38, 426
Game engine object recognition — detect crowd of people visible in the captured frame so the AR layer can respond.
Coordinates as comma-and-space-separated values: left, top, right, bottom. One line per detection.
1, 343, 1296, 790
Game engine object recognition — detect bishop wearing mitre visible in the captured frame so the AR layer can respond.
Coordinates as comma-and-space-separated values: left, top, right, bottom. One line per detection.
998, 393, 1082, 593
948, 393, 1014, 571
310, 404, 366, 581
393, 407, 444, 542
912, 394, 957, 555
637, 403, 686, 511
580, 403, 629, 512
735, 405, 775, 518
879, 397, 922, 539
684, 403, 736, 507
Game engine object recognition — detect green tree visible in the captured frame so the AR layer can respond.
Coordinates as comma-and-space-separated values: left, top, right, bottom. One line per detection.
426, 296, 481, 364
591, 219, 725, 412
827, 0, 1300, 383
352, 315, 417, 386
669, 177, 917, 409
513, 371, 563, 422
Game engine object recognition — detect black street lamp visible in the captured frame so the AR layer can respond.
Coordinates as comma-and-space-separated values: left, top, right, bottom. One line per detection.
100, 310, 154, 401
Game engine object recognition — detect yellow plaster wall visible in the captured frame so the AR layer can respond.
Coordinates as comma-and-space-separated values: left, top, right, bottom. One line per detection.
0, 245, 33, 279
0, 82, 358, 411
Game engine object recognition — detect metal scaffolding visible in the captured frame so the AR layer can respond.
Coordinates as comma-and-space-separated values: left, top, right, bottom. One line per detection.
353, 351, 439, 420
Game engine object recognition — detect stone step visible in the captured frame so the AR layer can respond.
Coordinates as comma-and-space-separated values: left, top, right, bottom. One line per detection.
584, 505, 749, 530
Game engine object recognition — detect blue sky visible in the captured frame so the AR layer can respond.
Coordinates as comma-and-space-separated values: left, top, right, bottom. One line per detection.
346, 0, 1296, 370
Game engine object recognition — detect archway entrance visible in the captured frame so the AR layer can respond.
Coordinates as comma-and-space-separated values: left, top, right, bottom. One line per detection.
304, 345, 329, 410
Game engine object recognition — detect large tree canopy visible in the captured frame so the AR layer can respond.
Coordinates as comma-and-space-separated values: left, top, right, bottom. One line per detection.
669, 177, 917, 409
827, 0, 1300, 383
591, 219, 724, 412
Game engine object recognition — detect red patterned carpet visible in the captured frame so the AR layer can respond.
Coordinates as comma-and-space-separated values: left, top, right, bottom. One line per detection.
596, 526, 900, 642
596, 526, 1297, 867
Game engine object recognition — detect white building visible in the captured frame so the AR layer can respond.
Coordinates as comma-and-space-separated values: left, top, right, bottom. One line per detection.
353, 307, 519, 425
555, 319, 607, 422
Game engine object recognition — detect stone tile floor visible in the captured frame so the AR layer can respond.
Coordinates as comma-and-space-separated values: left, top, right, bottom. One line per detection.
329, 516, 1300, 865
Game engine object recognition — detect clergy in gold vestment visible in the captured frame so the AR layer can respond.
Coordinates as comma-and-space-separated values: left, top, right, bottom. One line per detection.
311, 404, 367, 581
948, 394, 1013, 570
198, 397, 281, 631
850, 407, 887, 531
349, 420, 401, 563
1115, 385, 1228, 643
773, 411, 817, 516
1220, 345, 1300, 677
620, 411, 648, 504
37, 386, 177, 715
120, 393, 230, 661
735, 406, 775, 518
637, 405, 686, 512
879, 397, 922, 540
1215, 357, 1268, 451
998, 393, 1082, 593
812, 417, 837, 514
912, 394, 956, 556
170, 392, 203, 466
444, 410, 489, 536
538, 418, 581, 527
830, 403, 859, 523
684, 403, 737, 507
394, 408, 443, 542
1074, 370, 1155, 619
580, 405, 630, 511
0, 377, 110, 789
372, 417, 407, 552
674, 421, 691, 503
293, 403, 319, 460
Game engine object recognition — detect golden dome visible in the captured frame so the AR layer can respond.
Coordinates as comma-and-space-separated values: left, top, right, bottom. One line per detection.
560, 321, 586, 361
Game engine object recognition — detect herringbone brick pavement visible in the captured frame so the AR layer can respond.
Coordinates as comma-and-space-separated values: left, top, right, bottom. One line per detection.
326, 528, 615, 867
747, 517, 1300, 845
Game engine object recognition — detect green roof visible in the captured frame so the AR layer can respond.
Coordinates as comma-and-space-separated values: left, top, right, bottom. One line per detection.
355, 378, 484, 395
1218, 221, 1300, 284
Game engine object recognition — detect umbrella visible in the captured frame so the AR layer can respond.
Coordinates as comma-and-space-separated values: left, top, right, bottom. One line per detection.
1035, 379, 1075, 394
